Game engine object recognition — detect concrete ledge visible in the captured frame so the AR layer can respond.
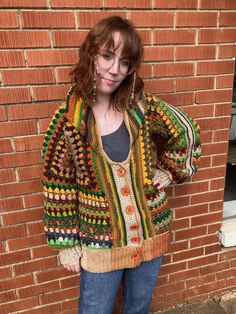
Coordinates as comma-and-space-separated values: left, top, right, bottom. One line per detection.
219, 218, 236, 247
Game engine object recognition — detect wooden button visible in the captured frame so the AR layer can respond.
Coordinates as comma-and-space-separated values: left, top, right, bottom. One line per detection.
125, 205, 135, 215
130, 236, 141, 244
131, 252, 140, 259
130, 224, 139, 231
121, 186, 130, 196
117, 168, 126, 176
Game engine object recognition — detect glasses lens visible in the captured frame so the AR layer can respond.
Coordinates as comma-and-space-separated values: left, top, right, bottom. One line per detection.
97, 53, 114, 70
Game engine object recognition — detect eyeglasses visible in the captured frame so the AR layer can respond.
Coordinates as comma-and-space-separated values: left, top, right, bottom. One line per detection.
96, 51, 135, 75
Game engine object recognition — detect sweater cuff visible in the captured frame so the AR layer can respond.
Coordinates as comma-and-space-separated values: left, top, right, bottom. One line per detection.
59, 245, 82, 266
153, 169, 172, 188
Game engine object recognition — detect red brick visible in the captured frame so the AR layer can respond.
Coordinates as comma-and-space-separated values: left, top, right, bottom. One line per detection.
191, 190, 224, 205
219, 250, 236, 261
201, 260, 229, 275
0, 180, 41, 198
175, 181, 209, 197
0, 297, 39, 313
182, 105, 214, 119
36, 268, 71, 284
144, 46, 174, 61
27, 49, 77, 66
202, 142, 228, 155
226, 277, 236, 287
32, 245, 58, 259
210, 178, 225, 191
160, 261, 186, 276
0, 266, 11, 280
209, 201, 223, 213
138, 64, 152, 79
60, 276, 79, 289
138, 29, 152, 45
19, 281, 60, 299
8, 234, 46, 251
103, 0, 151, 8
18, 304, 61, 314
176, 12, 217, 27
154, 0, 197, 8
186, 273, 216, 289
39, 118, 51, 133
154, 62, 194, 77
27, 221, 44, 235
0, 197, 23, 213
198, 156, 211, 168
213, 129, 230, 142
0, 0, 46, 7
130, 11, 173, 27
188, 254, 218, 268
8, 102, 58, 120
172, 218, 189, 230
175, 226, 207, 241
14, 136, 45, 151
205, 243, 221, 255
200, 132, 213, 144
158, 92, 194, 106
193, 166, 225, 181
173, 248, 204, 263
14, 256, 57, 276
154, 29, 196, 44
175, 204, 208, 219
169, 240, 188, 253
0, 290, 17, 304
0, 169, 16, 183
208, 222, 222, 234
212, 155, 228, 167
52, 30, 87, 47
176, 46, 216, 60
0, 151, 40, 168
0, 10, 18, 28
198, 117, 230, 130
40, 286, 79, 304
191, 212, 223, 227
0, 87, 31, 104
0, 120, 37, 137
155, 281, 185, 296
199, 0, 236, 10
196, 90, 233, 104
0, 224, 26, 241
169, 268, 200, 284
59, 299, 78, 311
0, 249, 31, 267
2, 208, 42, 225
22, 11, 75, 28
51, 0, 101, 8
77, 11, 126, 28
17, 165, 42, 181
0, 30, 50, 48
199, 29, 236, 44
0, 106, 7, 122
197, 60, 235, 75
2, 68, 55, 86
219, 44, 236, 58
0, 51, 25, 68
216, 76, 234, 89
32, 84, 69, 101
24, 193, 44, 209
0, 139, 13, 153
190, 234, 219, 248
168, 195, 190, 208
176, 77, 214, 92
220, 12, 236, 27
144, 79, 174, 94
56, 67, 72, 83
0, 275, 33, 293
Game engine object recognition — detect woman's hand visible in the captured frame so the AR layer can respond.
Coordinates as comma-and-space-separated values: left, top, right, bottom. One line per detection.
152, 176, 164, 190
63, 261, 81, 273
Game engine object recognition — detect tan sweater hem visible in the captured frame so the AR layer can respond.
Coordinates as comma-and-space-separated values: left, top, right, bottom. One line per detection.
80, 231, 170, 273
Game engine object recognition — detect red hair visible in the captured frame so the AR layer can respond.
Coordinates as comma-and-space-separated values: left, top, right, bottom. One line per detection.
70, 16, 144, 110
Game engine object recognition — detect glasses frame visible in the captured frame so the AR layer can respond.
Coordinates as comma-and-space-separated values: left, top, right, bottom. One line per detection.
95, 53, 136, 76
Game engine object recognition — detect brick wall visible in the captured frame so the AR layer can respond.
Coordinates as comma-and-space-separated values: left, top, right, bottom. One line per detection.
0, 1, 236, 313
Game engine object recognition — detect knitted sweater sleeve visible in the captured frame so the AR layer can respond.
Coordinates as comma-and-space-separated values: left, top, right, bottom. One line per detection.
149, 95, 201, 186
41, 102, 80, 249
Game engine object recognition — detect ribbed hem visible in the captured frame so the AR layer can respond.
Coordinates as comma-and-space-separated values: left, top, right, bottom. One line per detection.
80, 231, 170, 273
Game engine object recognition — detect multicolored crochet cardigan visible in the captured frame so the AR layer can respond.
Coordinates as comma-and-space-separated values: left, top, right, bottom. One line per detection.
42, 87, 201, 272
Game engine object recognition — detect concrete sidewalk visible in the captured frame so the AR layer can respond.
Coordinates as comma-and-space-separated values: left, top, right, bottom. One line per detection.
153, 290, 236, 314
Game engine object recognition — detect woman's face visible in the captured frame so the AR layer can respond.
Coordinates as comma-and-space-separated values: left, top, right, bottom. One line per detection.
95, 32, 130, 100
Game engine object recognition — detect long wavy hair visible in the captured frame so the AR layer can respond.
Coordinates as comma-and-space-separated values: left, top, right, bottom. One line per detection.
70, 16, 144, 110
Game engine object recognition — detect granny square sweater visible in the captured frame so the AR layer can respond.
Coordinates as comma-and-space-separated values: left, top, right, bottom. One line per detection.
42, 87, 201, 272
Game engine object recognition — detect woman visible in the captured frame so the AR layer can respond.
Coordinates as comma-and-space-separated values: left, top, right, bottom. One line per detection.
42, 16, 201, 314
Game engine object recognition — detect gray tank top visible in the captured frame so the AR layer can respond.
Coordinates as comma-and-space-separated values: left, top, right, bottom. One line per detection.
101, 121, 130, 163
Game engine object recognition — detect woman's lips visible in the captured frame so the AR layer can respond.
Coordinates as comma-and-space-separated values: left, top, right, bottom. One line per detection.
102, 77, 118, 84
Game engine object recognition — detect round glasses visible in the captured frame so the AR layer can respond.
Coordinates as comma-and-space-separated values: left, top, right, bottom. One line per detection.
96, 52, 135, 75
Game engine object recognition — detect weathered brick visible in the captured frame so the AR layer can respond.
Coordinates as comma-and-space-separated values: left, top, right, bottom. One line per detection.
130, 11, 173, 27
0, 121, 37, 137
51, 0, 101, 8
77, 11, 126, 28
0, 10, 18, 28
144, 46, 174, 61
0, 51, 25, 68
0, 30, 50, 48
176, 12, 217, 27
176, 46, 216, 60
154, 29, 196, 44
154, 62, 194, 77
8, 102, 58, 120
199, 29, 236, 44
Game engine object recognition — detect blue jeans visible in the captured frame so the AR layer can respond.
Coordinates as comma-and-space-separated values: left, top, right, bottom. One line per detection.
78, 256, 163, 314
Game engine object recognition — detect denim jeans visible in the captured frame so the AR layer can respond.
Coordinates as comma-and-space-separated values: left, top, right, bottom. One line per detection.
78, 256, 163, 314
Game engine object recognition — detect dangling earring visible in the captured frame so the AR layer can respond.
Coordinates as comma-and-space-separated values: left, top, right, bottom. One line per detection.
130, 69, 136, 105
93, 66, 97, 104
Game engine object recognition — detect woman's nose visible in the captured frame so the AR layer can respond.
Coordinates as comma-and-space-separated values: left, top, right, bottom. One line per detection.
109, 59, 119, 74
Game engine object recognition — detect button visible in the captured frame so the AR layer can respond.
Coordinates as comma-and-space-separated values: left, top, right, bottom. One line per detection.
121, 186, 130, 196
130, 224, 139, 231
117, 168, 126, 177
125, 205, 135, 215
130, 236, 141, 244
131, 252, 140, 259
